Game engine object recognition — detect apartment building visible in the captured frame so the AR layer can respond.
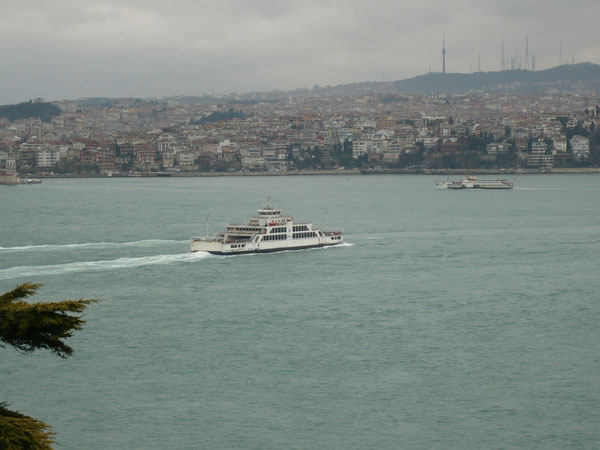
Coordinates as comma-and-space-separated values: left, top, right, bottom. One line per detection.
570, 135, 590, 159
35, 148, 61, 167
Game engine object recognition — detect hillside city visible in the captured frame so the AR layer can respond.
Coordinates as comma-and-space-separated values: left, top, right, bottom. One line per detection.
1, 91, 599, 179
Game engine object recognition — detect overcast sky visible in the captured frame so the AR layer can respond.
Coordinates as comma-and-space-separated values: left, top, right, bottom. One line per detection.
1, 0, 598, 103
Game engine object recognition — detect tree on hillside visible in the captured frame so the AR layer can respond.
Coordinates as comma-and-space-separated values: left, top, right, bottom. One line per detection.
0, 283, 97, 450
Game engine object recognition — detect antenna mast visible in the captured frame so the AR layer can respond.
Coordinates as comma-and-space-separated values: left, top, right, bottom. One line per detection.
525, 33, 529, 70
442, 31, 446, 74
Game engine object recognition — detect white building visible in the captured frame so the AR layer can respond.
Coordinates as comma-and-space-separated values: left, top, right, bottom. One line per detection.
486, 143, 511, 155
356, 118, 376, 129
527, 141, 553, 169
36, 148, 61, 167
176, 151, 196, 166
352, 140, 370, 159
570, 135, 589, 159
531, 141, 547, 154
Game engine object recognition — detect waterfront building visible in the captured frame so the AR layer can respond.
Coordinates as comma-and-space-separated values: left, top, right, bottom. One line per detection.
553, 136, 567, 153
352, 140, 370, 159
486, 143, 511, 155
570, 135, 590, 159
35, 148, 61, 167
528, 140, 553, 169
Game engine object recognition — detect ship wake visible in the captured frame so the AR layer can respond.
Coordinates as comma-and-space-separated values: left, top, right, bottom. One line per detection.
0, 239, 187, 253
0, 252, 210, 280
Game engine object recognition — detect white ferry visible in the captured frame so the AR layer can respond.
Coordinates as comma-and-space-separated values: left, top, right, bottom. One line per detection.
191, 199, 344, 255
436, 175, 513, 190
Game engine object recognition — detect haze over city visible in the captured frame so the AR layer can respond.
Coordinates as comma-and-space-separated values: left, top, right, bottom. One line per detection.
2, 0, 599, 104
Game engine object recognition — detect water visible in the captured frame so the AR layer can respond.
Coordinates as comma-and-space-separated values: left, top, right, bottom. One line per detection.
1, 175, 599, 449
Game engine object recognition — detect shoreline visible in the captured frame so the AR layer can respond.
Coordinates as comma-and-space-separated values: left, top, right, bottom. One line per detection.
23, 167, 600, 179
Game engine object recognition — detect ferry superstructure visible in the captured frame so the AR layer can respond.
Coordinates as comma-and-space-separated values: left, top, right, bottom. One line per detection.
191, 199, 344, 255
436, 175, 513, 190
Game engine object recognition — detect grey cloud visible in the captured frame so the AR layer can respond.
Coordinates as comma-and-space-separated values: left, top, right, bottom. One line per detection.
0, 0, 598, 103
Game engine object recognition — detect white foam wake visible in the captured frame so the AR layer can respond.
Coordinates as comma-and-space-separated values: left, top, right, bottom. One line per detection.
0, 252, 210, 280
0, 239, 187, 252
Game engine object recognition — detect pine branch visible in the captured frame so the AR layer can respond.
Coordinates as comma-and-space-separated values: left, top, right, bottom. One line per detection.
0, 284, 98, 358
0, 283, 42, 304
0, 402, 56, 450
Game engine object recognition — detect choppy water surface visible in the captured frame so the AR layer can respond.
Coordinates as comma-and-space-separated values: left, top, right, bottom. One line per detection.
1, 175, 599, 449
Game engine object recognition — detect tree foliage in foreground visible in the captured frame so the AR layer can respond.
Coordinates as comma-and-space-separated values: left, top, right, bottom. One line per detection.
0, 283, 97, 449
0, 402, 55, 450
0, 283, 96, 358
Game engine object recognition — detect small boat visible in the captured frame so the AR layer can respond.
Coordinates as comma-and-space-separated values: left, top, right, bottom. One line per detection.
436, 175, 513, 190
18, 178, 42, 184
191, 198, 344, 255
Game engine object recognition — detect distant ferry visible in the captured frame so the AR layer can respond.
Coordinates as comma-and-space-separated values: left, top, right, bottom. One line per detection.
191, 199, 344, 255
18, 177, 42, 184
436, 175, 513, 190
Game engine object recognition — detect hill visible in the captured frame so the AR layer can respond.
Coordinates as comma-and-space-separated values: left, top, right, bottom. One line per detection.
392, 63, 600, 94
0, 101, 61, 122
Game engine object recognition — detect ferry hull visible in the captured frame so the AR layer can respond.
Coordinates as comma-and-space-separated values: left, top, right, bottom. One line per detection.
436, 176, 513, 190
198, 242, 342, 255
191, 236, 343, 255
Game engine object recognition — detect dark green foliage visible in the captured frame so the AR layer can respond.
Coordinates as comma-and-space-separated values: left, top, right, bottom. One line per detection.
0, 284, 96, 449
0, 403, 55, 450
589, 128, 600, 166
0, 102, 61, 123
190, 108, 248, 125
398, 148, 425, 167
0, 283, 97, 358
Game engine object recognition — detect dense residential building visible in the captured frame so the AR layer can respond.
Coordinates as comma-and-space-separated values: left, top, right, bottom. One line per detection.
1, 91, 598, 174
